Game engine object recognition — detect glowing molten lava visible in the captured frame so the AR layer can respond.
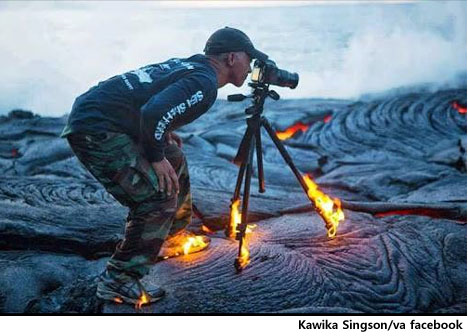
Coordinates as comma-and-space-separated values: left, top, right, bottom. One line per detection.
452, 101, 467, 114
375, 209, 446, 219
113, 297, 123, 304
229, 199, 256, 270
182, 236, 209, 255
276, 122, 310, 140
303, 174, 345, 238
135, 292, 149, 309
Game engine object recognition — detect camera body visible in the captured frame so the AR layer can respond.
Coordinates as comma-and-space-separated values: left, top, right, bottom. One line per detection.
251, 59, 299, 89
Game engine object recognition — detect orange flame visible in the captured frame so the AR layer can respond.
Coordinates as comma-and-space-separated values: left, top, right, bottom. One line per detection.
201, 225, 215, 234
135, 292, 149, 309
276, 122, 310, 140
303, 174, 345, 238
452, 101, 467, 114
237, 239, 251, 269
229, 200, 256, 237
229, 199, 256, 270
113, 297, 123, 304
246, 224, 256, 234
228, 199, 242, 239
182, 236, 208, 255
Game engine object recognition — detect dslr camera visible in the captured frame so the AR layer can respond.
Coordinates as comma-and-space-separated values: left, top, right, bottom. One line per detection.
251, 59, 299, 89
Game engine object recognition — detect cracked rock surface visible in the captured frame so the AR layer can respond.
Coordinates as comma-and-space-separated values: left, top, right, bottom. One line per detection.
0, 88, 465, 313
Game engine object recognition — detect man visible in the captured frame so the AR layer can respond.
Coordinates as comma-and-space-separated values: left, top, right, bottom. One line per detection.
61, 27, 268, 305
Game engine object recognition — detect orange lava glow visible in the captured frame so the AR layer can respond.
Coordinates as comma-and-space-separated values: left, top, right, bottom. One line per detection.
135, 292, 149, 309
452, 101, 467, 114
323, 115, 332, 123
375, 209, 466, 224
113, 297, 123, 304
303, 174, 345, 238
375, 209, 444, 219
276, 122, 310, 140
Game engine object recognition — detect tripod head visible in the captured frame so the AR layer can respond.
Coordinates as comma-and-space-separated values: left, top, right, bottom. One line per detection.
227, 82, 280, 116
228, 82, 281, 166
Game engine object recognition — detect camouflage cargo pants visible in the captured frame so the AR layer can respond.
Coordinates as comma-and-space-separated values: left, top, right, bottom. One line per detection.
67, 132, 192, 282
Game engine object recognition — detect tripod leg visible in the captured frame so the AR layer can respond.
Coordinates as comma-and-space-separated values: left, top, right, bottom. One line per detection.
263, 118, 344, 238
255, 130, 265, 193
233, 161, 247, 201
232, 128, 255, 200
235, 136, 255, 272
261, 118, 310, 194
226, 161, 247, 238
226, 130, 254, 238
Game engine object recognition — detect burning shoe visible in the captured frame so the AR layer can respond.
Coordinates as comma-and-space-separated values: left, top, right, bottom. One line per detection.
96, 271, 165, 306
159, 230, 211, 258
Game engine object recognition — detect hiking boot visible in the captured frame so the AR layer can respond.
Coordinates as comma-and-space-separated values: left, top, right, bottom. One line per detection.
96, 271, 165, 306
159, 229, 211, 258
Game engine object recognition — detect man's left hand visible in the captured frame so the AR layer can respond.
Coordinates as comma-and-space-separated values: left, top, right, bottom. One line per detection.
167, 132, 183, 148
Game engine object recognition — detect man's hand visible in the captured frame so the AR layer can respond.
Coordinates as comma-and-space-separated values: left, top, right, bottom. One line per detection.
167, 132, 182, 148
151, 159, 179, 196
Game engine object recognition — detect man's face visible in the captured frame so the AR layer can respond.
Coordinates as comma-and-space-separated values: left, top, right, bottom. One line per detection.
230, 52, 252, 87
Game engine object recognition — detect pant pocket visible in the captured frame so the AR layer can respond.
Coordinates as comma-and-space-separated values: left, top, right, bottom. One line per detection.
111, 165, 159, 204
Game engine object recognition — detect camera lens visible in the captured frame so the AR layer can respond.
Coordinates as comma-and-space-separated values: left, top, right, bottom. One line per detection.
271, 69, 299, 89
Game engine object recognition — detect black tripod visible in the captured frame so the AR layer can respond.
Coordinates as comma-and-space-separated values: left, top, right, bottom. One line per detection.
226, 82, 330, 272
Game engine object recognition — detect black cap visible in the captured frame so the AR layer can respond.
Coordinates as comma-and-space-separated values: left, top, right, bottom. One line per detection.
204, 27, 268, 61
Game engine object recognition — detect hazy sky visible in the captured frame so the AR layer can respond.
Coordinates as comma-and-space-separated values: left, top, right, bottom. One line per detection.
0, 1, 466, 116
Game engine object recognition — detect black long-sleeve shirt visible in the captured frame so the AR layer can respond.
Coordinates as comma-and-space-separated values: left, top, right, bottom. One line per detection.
61, 54, 218, 162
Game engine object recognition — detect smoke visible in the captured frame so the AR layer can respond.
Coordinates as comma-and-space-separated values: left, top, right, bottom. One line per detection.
279, 1, 467, 99
0, 1, 465, 116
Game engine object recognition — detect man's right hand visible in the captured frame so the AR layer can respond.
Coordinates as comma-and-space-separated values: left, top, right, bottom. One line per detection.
151, 158, 179, 196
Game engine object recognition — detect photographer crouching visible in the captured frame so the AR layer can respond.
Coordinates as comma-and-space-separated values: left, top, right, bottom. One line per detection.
61, 27, 270, 306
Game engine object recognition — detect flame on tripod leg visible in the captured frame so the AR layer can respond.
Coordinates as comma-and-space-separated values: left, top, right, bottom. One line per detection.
229, 199, 257, 270
303, 174, 345, 238
228, 199, 242, 239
